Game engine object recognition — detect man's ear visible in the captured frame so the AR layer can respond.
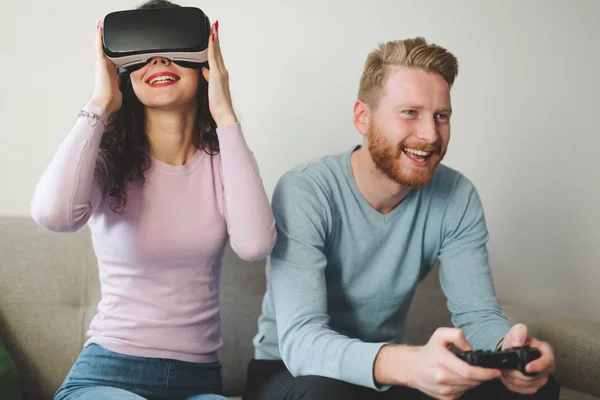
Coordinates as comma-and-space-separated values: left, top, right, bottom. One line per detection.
353, 99, 371, 137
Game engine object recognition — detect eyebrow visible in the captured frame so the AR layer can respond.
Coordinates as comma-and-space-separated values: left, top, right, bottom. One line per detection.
394, 105, 453, 114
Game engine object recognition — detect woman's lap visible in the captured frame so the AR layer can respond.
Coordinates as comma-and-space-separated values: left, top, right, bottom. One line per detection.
55, 344, 225, 400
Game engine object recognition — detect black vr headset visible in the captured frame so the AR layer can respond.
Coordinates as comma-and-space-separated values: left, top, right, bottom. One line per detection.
102, 6, 211, 73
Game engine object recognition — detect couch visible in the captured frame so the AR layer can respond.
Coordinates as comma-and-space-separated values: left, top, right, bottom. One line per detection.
1, 216, 599, 399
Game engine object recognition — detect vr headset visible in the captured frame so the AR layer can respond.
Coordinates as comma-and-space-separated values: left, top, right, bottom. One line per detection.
102, 6, 211, 73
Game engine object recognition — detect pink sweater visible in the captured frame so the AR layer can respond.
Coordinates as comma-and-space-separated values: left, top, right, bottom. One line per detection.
30, 105, 276, 363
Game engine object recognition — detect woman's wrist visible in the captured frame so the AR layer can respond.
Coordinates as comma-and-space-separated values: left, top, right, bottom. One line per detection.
86, 98, 113, 116
214, 112, 238, 128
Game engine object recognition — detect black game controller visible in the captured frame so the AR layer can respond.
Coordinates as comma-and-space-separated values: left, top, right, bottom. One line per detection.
454, 346, 541, 377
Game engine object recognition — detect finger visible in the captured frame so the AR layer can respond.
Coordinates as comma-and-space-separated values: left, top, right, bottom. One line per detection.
524, 339, 555, 374
206, 25, 217, 71
502, 369, 538, 384
440, 368, 493, 388
95, 20, 104, 62
430, 368, 481, 393
503, 323, 529, 349
502, 376, 547, 396
431, 328, 471, 351
502, 374, 548, 392
212, 20, 227, 73
439, 351, 501, 382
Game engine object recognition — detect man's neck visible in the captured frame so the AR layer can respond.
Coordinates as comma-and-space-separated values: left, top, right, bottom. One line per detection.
350, 146, 411, 215
145, 106, 197, 166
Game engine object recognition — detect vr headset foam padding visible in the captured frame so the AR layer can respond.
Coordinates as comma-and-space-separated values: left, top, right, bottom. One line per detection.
102, 6, 211, 70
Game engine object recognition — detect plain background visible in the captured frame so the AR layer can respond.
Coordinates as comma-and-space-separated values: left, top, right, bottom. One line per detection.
1, 0, 599, 321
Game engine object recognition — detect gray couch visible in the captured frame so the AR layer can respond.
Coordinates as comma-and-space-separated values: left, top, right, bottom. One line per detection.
1, 216, 599, 399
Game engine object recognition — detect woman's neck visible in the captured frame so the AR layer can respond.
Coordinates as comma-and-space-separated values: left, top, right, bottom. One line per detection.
145, 105, 197, 166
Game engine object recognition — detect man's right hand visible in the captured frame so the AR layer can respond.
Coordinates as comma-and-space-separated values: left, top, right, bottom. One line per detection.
374, 328, 501, 400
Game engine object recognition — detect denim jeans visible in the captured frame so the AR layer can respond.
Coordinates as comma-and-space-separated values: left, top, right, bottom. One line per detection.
55, 344, 227, 400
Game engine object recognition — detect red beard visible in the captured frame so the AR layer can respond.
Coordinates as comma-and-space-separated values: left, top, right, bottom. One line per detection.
367, 122, 445, 188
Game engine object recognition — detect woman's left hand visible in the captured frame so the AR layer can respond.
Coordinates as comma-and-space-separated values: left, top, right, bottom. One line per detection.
202, 20, 238, 127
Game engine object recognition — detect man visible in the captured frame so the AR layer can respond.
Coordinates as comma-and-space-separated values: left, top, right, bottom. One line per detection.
245, 37, 560, 399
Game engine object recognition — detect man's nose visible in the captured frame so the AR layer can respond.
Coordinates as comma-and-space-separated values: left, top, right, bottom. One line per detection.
416, 116, 439, 143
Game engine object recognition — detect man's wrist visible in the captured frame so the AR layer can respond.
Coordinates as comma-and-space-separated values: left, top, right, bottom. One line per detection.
373, 344, 415, 387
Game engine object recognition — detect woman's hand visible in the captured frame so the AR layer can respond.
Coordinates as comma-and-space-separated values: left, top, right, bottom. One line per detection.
202, 20, 238, 127
88, 21, 122, 115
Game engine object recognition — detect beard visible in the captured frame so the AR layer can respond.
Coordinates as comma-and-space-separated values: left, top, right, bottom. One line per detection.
367, 121, 445, 189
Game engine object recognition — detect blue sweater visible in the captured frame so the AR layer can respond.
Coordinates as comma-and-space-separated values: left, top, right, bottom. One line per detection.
253, 147, 511, 389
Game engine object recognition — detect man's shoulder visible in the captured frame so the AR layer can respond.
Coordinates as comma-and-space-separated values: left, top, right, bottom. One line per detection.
426, 164, 485, 222
276, 149, 351, 194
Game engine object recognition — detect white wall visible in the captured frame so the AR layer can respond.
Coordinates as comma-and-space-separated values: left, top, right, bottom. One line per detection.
1, 0, 599, 320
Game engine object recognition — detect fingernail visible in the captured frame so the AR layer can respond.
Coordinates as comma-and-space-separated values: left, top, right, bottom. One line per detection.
212, 33, 215, 41
215, 20, 219, 31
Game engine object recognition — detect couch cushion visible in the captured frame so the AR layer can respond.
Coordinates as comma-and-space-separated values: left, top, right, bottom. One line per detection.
560, 387, 600, 400
219, 247, 266, 396
0, 217, 96, 399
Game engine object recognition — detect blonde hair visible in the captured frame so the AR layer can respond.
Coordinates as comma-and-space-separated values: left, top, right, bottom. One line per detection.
358, 37, 459, 109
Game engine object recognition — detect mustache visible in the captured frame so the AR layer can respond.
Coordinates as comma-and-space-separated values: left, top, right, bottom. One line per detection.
399, 141, 442, 154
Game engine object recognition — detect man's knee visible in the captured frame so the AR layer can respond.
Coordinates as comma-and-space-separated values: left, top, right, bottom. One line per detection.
250, 370, 372, 400
464, 374, 561, 400
282, 374, 370, 400
535, 374, 561, 399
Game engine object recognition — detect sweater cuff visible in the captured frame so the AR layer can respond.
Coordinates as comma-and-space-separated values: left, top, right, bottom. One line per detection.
81, 104, 109, 126
340, 341, 390, 391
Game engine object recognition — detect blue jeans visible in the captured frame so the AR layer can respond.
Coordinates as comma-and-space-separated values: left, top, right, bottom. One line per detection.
55, 344, 227, 400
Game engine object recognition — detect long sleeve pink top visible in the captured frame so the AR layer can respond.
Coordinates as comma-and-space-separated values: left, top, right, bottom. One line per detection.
30, 104, 276, 363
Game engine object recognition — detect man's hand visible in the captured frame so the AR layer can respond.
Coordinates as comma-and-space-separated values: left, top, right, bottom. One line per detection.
374, 328, 501, 400
500, 323, 556, 395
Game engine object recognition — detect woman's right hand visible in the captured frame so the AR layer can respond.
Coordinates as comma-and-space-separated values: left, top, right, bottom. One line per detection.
88, 21, 122, 115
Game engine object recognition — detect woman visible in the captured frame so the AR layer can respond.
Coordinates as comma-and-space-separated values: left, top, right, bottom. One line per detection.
30, 1, 276, 399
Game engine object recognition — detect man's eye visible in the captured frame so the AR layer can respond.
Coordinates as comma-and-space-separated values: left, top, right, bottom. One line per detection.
404, 110, 416, 116
436, 113, 449, 121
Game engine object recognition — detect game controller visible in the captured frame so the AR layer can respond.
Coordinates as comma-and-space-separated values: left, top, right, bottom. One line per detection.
454, 346, 541, 377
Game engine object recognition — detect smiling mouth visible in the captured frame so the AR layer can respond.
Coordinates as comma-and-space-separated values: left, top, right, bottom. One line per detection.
403, 147, 434, 163
145, 73, 181, 86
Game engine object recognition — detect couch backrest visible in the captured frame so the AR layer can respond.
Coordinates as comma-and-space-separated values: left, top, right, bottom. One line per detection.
0, 216, 451, 399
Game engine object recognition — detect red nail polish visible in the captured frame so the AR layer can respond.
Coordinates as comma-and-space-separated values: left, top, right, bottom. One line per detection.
215, 20, 219, 31
212, 33, 215, 41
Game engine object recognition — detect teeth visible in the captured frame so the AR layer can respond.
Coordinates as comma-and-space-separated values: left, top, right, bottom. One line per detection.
404, 148, 431, 157
149, 76, 177, 84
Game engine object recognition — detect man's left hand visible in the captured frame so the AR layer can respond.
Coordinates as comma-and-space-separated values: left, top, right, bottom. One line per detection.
500, 323, 556, 395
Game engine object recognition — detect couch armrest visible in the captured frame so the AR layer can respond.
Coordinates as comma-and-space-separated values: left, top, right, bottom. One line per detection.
501, 301, 600, 397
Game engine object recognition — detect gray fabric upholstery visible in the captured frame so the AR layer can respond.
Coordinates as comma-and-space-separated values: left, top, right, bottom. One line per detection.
0, 216, 598, 399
